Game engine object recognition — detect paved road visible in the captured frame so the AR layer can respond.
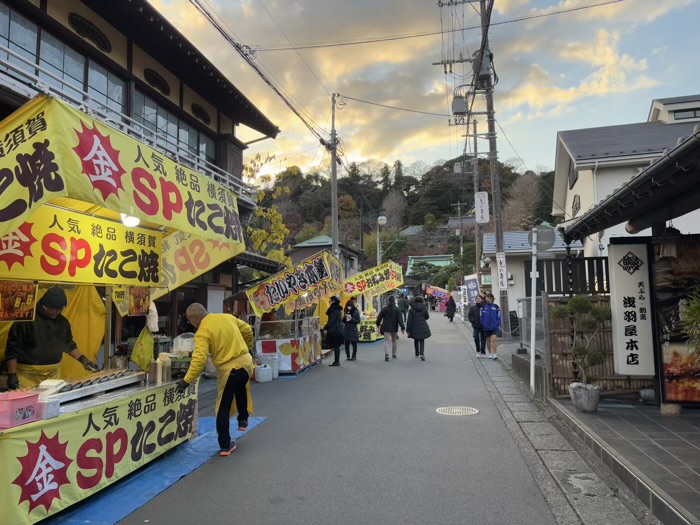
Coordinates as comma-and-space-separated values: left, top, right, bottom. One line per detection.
118, 314, 611, 525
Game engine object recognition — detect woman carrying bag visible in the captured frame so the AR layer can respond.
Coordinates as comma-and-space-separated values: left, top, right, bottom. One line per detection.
445, 295, 457, 322
343, 297, 361, 361
407, 296, 431, 361
324, 296, 344, 367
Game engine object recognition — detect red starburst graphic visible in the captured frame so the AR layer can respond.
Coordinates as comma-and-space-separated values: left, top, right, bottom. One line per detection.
344, 283, 356, 294
206, 240, 232, 252
0, 222, 37, 270
72, 121, 126, 201
13, 431, 72, 514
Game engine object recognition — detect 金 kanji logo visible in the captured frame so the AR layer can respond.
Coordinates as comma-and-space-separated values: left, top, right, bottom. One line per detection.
13, 431, 72, 513
618, 251, 644, 275
0, 222, 36, 270
73, 122, 125, 201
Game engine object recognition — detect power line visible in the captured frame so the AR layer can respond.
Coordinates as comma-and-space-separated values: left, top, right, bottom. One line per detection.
339, 95, 451, 117
249, 1, 623, 51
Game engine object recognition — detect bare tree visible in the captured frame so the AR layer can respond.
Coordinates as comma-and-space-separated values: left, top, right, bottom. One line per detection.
382, 190, 407, 229
502, 172, 540, 231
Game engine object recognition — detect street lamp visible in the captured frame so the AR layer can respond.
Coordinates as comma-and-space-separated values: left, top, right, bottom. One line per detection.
377, 215, 387, 266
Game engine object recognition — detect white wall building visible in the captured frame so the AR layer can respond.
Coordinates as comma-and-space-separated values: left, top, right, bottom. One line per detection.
552, 95, 700, 257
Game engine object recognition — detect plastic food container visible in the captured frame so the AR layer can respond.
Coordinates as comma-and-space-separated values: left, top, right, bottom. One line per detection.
255, 364, 273, 383
0, 392, 40, 429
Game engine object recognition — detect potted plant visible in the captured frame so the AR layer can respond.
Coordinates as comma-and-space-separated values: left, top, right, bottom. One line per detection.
551, 296, 611, 412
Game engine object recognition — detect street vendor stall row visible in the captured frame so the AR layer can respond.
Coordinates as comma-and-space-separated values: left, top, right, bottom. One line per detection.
0, 95, 247, 524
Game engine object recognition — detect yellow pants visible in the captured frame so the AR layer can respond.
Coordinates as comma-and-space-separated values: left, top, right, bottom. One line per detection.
16, 363, 61, 389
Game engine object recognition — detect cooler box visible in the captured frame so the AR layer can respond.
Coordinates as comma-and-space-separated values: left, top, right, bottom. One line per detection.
0, 391, 40, 429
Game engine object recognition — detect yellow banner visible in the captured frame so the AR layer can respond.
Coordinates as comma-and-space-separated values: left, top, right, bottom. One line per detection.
113, 230, 243, 316
0, 96, 245, 246
246, 251, 343, 317
0, 382, 198, 525
0, 205, 162, 286
342, 261, 403, 298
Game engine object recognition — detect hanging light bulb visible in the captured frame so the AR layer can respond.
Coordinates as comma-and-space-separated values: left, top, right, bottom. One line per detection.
120, 213, 140, 228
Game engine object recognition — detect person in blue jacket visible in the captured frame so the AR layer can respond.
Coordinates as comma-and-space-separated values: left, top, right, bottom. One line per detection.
480, 293, 502, 360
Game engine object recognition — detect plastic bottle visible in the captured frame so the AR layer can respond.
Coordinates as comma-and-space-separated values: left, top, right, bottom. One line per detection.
158, 353, 171, 383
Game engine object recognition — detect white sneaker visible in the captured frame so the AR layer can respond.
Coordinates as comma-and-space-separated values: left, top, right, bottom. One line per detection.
488, 354, 495, 359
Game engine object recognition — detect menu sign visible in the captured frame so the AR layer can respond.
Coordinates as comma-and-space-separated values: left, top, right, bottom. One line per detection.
0, 280, 37, 321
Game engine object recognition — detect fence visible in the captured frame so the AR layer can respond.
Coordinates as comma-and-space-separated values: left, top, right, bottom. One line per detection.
524, 257, 609, 296
519, 293, 655, 397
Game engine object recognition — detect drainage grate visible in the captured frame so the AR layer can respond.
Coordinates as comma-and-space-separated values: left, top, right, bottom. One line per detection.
436, 406, 479, 416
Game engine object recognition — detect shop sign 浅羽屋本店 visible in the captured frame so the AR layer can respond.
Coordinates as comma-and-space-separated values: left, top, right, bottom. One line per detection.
246, 252, 344, 317
342, 261, 403, 298
0, 382, 198, 525
0, 96, 244, 246
0, 205, 162, 286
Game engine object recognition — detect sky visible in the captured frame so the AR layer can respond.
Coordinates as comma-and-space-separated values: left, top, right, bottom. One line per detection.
151, 0, 700, 177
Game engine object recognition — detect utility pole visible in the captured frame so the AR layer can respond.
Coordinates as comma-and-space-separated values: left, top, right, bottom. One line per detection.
453, 201, 464, 271
330, 93, 340, 260
479, 0, 510, 333
472, 118, 481, 277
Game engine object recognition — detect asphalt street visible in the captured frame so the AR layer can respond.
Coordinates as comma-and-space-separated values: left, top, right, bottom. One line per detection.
118, 313, 617, 525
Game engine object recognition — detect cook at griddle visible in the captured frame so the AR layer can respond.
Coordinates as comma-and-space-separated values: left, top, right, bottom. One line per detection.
5, 287, 99, 390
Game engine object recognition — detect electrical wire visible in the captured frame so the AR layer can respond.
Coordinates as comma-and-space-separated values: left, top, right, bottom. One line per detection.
249, 1, 623, 51
339, 95, 451, 117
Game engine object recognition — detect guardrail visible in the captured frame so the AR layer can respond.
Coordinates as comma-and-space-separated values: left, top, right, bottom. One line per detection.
0, 44, 256, 205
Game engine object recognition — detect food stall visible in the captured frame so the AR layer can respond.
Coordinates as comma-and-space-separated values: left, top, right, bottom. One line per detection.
246, 251, 344, 374
0, 95, 246, 524
425, 285, 451, 312
342, 261, 404, 342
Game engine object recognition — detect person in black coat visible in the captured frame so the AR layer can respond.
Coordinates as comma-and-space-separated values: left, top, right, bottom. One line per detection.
324, 296, 344, 367
376, 295, 405, 361
407, 296, 431, 361
468, 295, 486, 356
445, 295, 457, 322
343, 297, 361, 361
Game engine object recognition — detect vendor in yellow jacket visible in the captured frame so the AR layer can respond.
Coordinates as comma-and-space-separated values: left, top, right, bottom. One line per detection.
176, 303, 255, 456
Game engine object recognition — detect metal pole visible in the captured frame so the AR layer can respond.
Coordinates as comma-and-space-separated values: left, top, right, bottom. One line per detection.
529, 227, 538, 397
359, 202, 365, 271
473, 119, 480, 276
377, 222, 382, 266
458, 201, 464, 270
104, 286, 112, 370
480, 0, 510, 334
330, 92, 339, 260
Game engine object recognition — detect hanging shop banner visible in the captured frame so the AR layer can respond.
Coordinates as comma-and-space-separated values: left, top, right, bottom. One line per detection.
0, 205, 162, 286
0, 382, 198, 525
113, 230, 243, 316
463, 274, 481, 306
0, 96, 244, 246
342, 261, 403, 298
0, 280, 37, 321
425, 285, 450, 302
246, 252, 343, 318
128, 287, 150, 316
475, 191, 490, 224
496, 252, 508, 291
609, 242, 655, 376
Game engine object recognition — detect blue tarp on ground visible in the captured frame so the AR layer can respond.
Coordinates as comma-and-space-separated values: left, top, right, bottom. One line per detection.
45, 416, 266, 525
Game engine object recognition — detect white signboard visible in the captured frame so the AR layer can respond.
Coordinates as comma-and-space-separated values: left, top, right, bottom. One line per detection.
475, 192, 490, 224
609, 243, 655, 376
460, 285, 469, 321
496, 252, 508, 291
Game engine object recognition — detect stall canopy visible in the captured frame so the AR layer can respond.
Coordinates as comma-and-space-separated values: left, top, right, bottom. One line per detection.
342, 261, 403, 298
425, 285, 451, 301
245, 251, 343, 317
0, 95, 247, 314
564, 127, 700, 242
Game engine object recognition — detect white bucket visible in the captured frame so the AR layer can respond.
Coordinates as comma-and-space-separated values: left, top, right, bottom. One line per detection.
259, 355, 280, 379
255, 364, 273, 383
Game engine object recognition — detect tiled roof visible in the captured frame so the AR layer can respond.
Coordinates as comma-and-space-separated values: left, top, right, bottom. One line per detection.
482, 231, 582, 255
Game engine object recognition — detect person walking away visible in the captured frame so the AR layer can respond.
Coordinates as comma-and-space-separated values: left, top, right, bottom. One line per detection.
480, 293, 502, 359
176, 303, 255, 456
376, 295, 405, 361
468, 296, 486, 356
5, 287, 99, 390
398, 293, 409, 324
343, 297, 361, 361
325, 296, 344, 367
407, 296, 431, 361
445, 295, 457, 322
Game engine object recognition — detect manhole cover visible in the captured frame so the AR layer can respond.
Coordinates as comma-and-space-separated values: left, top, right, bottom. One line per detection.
436, 406, 479, 416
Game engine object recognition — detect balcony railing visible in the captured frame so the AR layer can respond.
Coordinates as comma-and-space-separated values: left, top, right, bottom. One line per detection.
0, 44, 256, 205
